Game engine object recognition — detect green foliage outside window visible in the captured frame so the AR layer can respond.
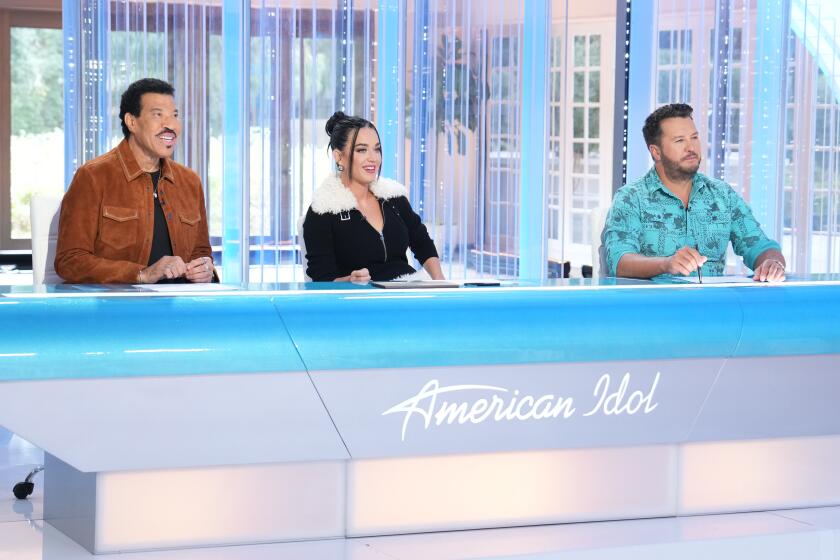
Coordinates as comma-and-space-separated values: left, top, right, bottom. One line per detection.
10, 27, 64, 240
11, 28, 63, 136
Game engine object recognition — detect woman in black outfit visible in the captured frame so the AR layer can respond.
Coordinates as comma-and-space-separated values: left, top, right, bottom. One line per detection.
303, 112, 445, 282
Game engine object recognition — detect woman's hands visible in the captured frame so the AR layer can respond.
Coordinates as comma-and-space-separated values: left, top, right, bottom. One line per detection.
334, 268, 371, 283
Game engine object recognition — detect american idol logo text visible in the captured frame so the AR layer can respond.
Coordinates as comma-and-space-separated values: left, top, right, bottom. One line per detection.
382, 372, 661, 442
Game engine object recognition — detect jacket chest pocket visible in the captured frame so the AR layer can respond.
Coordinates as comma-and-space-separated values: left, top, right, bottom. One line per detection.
693, 210, 732, 257
637, 208, 685, 256
100, 206, 139, 250
640, 214, 670, 233
179, 213, 202, 251
640, 210, 682, 240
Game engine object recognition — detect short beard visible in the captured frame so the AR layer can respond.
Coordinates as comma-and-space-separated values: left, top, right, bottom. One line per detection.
660, 156, 699, 183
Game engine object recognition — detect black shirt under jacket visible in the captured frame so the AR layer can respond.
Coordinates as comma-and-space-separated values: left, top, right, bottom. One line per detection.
304, 195, 438, 281
147, 170, 174, 266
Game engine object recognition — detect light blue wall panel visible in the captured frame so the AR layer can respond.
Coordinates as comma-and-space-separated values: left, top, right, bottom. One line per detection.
518, 0, 549, 279
626, 0, 657, 183
749, 0, 790, 239
222, 0, 249, 283
377, 0, 404, 181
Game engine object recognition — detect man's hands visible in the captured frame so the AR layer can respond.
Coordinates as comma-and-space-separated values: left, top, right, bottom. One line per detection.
752, 258, 785, 282
665, 247, 785, 281
664, 246, 707, 276
186, 256, 215, 283
616, 247, 787, 282
138, 255, 214, 284
139, 255, 186, 283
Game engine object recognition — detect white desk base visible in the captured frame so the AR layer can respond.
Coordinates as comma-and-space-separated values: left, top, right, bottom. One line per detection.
43, 435, 840, 553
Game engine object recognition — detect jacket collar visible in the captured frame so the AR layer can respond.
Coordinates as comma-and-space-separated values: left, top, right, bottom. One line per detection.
310, 175, 409, 215
116, 138, 175, 184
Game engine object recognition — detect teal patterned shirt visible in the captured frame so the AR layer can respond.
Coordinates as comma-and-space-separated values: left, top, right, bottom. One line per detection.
603, 167, 780, 277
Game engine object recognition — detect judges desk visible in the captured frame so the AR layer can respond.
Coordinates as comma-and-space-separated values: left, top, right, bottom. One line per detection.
0, 277, 839, 553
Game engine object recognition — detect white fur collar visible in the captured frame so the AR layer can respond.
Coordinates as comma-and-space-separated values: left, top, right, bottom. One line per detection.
310, 176, 409, 215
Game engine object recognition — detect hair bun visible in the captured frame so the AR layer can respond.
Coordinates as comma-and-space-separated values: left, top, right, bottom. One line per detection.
325, 111, 347, 137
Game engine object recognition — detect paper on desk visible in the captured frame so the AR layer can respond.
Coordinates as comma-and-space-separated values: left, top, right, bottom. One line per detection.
372, 280, 461, 289
677, 275, 755, 284
134, 283, 239, 292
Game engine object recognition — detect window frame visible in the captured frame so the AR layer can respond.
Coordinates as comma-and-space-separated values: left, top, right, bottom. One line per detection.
0, 7, 62, 252
546, 18, 615, 267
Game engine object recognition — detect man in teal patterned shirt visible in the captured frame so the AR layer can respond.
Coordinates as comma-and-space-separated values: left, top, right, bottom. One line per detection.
603, 103, 786, 282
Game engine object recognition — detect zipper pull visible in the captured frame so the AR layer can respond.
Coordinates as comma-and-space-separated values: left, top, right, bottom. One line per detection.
380, 232, 387, 262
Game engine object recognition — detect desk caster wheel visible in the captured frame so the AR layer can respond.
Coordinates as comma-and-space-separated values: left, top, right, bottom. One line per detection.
12, 466, 43, 500
13, 481, 34, 500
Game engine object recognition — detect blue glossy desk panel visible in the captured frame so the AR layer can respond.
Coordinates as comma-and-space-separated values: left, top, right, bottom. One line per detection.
1, 279, 840, 380
275, 286, 745, 370
0, 290, 347, 470
731, 284, 840, 356
0, 295, 304, 381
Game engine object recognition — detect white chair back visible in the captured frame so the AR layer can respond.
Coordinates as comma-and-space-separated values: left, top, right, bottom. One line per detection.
589, 206, 610, 278
298, 213, 311, 281
30, 194, 63, 285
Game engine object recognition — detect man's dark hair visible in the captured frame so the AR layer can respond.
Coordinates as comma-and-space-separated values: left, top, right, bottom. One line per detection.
325, 111, 381, 179
119, 78, 175, 139
642, 103, 694, 147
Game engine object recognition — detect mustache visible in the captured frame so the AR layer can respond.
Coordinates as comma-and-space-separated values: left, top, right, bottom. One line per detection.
156, 128, 177, 136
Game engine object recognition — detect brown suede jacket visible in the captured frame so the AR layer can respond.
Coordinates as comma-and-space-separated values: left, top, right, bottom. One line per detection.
55, 139, 213, 283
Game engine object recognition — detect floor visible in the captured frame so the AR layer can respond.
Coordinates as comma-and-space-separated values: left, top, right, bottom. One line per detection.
1, 428, 840, 559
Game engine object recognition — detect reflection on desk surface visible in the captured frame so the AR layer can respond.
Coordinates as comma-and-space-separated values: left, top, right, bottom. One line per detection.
672, 275, 757, 284
134, 283, 240, 293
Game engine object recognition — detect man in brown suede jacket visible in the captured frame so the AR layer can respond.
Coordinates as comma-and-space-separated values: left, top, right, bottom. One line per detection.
55, 78, 215, 284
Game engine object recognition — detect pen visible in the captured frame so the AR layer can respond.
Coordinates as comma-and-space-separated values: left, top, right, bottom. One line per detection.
695, 245, 703, 284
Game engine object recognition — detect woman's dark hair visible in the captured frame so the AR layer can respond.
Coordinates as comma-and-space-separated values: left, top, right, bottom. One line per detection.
642, 103, 694, 147
119, 78, 175, 139
325, 111, 381, 179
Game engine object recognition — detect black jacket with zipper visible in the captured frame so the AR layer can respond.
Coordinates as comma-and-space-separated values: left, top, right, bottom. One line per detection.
303, 178, 438, 281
